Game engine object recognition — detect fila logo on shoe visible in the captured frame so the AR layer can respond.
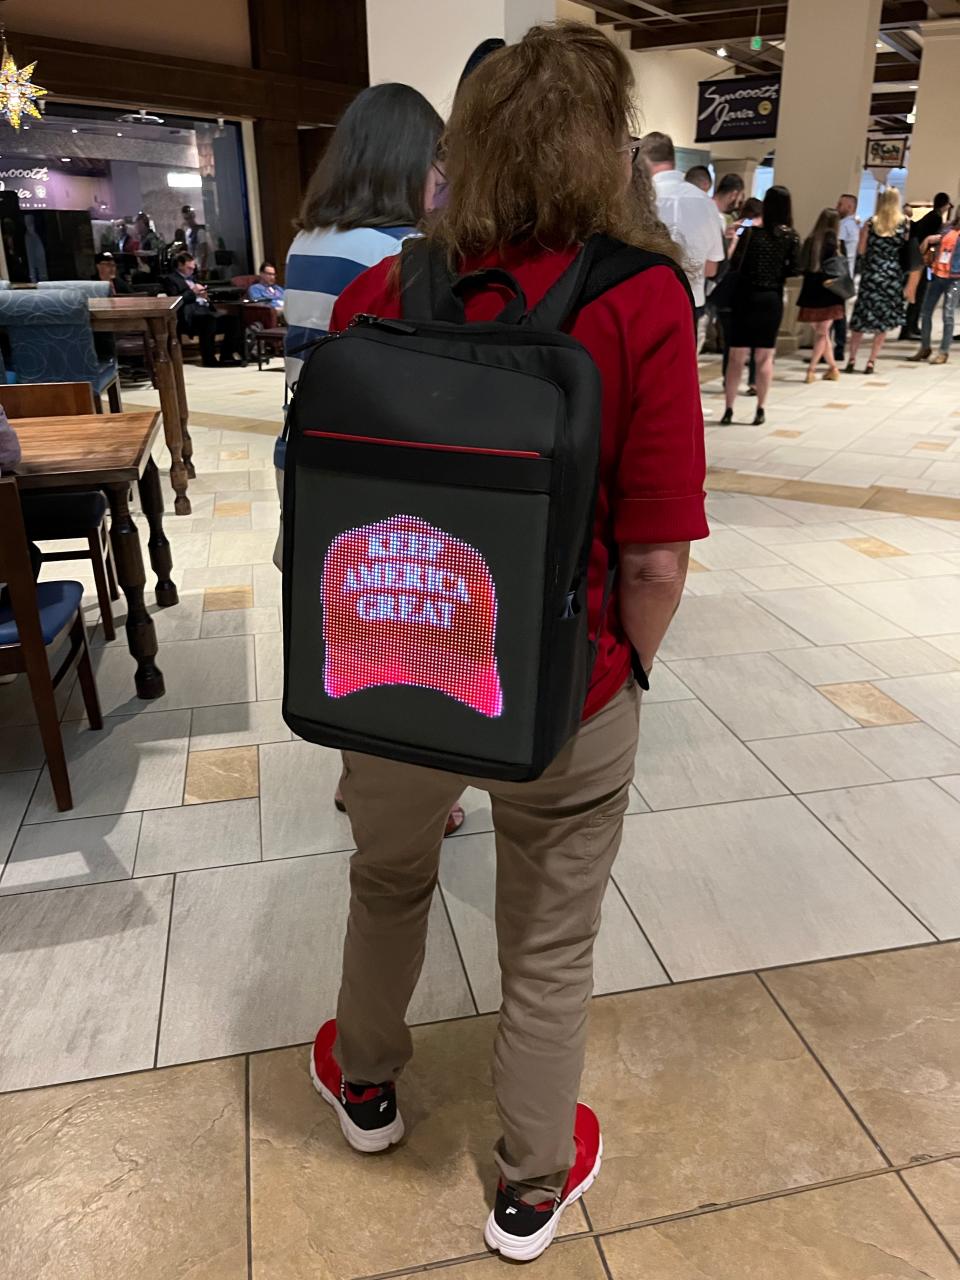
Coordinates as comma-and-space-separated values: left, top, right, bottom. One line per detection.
379, 1100, 389, 1112
340, 1080, 347, 1105
505, 1207, 518, 1216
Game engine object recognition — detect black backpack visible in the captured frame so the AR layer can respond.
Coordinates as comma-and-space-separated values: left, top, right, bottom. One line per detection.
281, 234, 689, 781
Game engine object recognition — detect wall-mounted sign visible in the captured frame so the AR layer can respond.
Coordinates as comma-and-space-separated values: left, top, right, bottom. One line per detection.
696, 75, 781, 142
865, 136, 908, 168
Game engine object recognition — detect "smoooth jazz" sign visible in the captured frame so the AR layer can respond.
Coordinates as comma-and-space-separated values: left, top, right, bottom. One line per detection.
696, 75, 781, 142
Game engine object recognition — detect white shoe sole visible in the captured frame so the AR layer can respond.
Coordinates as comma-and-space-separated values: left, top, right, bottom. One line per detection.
483, 1138, 603, 1263
309, 1053, 405, 1154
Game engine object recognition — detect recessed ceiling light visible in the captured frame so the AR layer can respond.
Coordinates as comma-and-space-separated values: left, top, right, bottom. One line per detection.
116, 131, 123, 136
909, 82, 918, 89
71, 127, 78, 134
60, 157, 71, 162
875, 40, 885, 50
716, 45, 728, 57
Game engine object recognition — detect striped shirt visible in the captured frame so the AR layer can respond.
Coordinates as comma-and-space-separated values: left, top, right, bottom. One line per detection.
284, 224, 415, 388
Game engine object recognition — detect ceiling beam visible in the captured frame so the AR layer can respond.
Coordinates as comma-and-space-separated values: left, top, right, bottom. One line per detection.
572, 0, 671, 23
871, 92, 916, 113
628, 0, 926, 50
874, 55, 920, 83
877, 29, 921, 59
925, 0, 960, 13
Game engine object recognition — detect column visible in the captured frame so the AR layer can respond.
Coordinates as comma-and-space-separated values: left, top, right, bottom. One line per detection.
906, 18, 960, 206
712, 157, 759, 197
775, 0, 882, 238
366, 0, 556, 116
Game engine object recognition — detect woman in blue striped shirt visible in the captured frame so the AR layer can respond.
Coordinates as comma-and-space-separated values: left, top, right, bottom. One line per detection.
280, 83, 464, 832
284, 83, 445, 390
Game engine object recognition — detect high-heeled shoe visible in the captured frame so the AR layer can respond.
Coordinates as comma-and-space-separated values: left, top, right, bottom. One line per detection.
864, 361, 875, 375
844, 360, 856, 373
822, 367, 840, 381
805, 369, 817, 384
752, 408, 766, 426
720, 408, 734, 425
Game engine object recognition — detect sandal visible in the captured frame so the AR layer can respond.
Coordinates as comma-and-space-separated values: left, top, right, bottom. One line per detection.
844, 360, 856, 373
864, 361, 875, 375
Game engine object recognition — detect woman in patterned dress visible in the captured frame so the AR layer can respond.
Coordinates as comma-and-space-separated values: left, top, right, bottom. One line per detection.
847, 188, 910, 374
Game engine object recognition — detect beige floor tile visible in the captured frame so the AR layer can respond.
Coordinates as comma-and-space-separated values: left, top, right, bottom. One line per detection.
208, 529, 279, 566
776, 540, 908, 585
136, 798, 261, 876
669, 653, 858, 740
600, 1176, 960, 1279
842, 535, 908, 557
902, 1159, 960, 1252
819, 681, 918, 726
0, 812, 142, 895
659, 594, 809, 660
839, 722, 960, 780
184, 746, 259, 804
614, 798, 927, 979
0, 1058, 247, 1280
774, 644, 886, 685
259, 739, 354, 858
0, 876, 172, 1091
0, 770, 39, 861
803, 780, 960, 937
689, 530, 786, 572
159, 854, 473, 1065
200, 605, 281, 637
213, 499, 251, 518
190, 699, 292, 751
843, 576, 960, 637
580, 978, 883, 1231
634, 702, 786, 810
203, 584, 254, 610
409, 1237, 603, 1278
705, 470, 786, 495
751, 586, 909, 646
872, 672, 960, 745
765, 944, 960, 1163
848, 638, 960, 677
249, 1019, 588, 1279
749, 732, 887, 793
771, 480, 875, 509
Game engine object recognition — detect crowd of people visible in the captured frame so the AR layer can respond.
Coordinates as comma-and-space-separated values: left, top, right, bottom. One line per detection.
634, 133, 958, 424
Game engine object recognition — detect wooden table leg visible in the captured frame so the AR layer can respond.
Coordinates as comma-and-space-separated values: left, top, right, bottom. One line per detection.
137, 457, 179, 608
168, 316, 196, 480
147, 315, 191, 516
105, 482, 165, 700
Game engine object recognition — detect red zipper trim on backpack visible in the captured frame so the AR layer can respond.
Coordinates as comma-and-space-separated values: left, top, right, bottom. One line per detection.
303, 430, 541, 460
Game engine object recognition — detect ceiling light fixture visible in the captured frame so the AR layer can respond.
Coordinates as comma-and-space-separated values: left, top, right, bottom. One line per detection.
60, 156, 70, 161
71, 127, 78, 133
906, 108, 917, 124
716, 45, 728, 58
116, 130, 122, 136
0, 5, 47, 131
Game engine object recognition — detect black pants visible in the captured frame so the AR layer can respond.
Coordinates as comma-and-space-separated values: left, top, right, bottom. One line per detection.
183, 309, 244, 364
832, 307, 847, 361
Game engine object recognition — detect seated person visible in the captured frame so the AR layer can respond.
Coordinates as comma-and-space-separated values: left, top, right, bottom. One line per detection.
95, 252, 132, 295
162, 250, 245, 367
247, 260, 285, 315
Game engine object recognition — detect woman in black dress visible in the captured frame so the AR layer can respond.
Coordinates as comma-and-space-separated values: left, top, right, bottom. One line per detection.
798, 207, 845, 382
721, 185, 801, 426
847, 188, 910, 374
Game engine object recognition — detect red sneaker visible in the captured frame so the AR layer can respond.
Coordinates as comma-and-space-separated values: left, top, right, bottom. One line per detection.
484, 1103, 602, 1262
310, 1020, 405, 1153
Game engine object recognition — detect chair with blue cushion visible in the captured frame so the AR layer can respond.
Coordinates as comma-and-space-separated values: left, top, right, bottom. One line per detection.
2, 381, 119, 640
0, 289, 122, 412
0, 474, 102, 811
36, 281, 111, 298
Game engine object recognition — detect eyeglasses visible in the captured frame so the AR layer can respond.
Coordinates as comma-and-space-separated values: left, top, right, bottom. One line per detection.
620, 137, 642, 165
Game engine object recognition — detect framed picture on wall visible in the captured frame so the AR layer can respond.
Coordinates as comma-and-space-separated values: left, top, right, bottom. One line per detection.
865, 136, 908, 169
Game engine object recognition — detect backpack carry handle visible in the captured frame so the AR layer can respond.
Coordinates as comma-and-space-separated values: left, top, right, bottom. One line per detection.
401, 242, 528, 324
451, 267, 528, 324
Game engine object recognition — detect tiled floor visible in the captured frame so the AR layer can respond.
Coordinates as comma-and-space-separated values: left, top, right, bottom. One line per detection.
1, 351, 959, 1276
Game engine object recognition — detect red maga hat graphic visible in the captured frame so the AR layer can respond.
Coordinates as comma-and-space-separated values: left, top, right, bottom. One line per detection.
322, 514, 504, 718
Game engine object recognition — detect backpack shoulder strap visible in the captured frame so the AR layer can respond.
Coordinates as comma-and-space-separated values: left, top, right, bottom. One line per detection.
400, 238, 465, 323
524, 234, 693, 331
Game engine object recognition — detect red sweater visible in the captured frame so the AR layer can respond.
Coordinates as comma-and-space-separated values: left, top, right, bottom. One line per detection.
331, 244, 708, 719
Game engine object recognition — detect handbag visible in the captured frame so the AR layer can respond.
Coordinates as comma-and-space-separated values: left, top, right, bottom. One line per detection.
822, 254, 855, 300
707, 227, 752, 315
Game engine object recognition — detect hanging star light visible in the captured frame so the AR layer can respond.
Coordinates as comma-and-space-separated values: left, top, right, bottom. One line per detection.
0, 38, 46, 130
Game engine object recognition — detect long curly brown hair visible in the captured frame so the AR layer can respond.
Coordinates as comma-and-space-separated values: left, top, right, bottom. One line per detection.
427, 21, 678, 265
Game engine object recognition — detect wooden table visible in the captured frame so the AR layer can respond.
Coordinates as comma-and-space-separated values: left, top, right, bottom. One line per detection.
88, 296, 195, 517
15, 411, 178, 700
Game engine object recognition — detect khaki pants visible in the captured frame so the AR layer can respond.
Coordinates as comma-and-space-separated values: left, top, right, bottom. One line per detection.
335, 680, 641, 1199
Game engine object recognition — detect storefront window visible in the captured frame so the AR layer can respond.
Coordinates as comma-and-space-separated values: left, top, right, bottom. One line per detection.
0, 101, 252, 285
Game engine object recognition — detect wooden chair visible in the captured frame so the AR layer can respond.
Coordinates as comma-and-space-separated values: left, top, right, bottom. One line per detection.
0, 475, 103, 811
2, 382, 120, 640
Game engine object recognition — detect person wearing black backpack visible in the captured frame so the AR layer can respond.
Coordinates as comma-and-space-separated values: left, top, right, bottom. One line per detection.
296, 22, 707, 1263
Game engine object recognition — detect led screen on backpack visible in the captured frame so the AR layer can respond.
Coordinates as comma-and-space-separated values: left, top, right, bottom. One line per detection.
286, 470, 548, 765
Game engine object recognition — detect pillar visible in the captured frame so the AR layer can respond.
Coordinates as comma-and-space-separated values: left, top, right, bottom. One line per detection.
712, 157, 759, 197
366, 0, 556, 116
775, 0, 882, 239
906, 18, 960, 206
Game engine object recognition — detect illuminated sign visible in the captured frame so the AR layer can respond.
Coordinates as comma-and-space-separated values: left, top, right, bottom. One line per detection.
696, 75, 780, 141
322, 513, 503, 717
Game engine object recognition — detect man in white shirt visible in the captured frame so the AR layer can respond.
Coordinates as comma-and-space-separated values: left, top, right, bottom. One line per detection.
641, 131, 724, 325
834, 193, 860, 362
